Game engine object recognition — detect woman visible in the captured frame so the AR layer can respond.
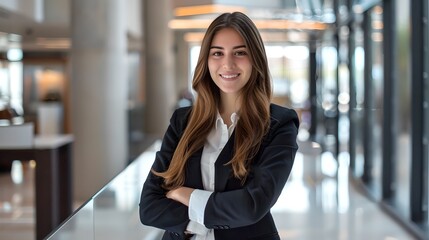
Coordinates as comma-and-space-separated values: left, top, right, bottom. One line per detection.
140, 12, 299, 240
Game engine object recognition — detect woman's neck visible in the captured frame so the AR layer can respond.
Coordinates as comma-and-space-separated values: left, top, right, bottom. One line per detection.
219, 93, 241, 126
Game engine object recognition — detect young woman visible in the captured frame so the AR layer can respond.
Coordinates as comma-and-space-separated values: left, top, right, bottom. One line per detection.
139, 12, 299, 240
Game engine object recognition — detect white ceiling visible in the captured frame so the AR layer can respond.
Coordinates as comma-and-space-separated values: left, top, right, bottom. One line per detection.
0, 0, 334, 52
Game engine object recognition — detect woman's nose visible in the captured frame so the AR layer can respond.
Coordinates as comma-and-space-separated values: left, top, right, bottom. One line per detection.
222, 55, 235, 69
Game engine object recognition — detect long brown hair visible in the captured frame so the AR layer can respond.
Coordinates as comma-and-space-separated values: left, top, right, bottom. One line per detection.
154, 12, 272, 190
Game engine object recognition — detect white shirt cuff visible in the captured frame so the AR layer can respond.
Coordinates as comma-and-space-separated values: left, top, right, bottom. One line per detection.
189, 189, 212, 225
186, 220, 209, 236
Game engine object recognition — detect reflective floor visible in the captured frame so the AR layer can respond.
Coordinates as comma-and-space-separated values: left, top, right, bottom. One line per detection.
0, 140, 418, 240
0, 160, 35, 240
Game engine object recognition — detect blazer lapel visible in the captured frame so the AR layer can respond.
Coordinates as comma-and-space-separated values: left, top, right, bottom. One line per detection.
185, 148, 204, 189
214, 132, 235, 192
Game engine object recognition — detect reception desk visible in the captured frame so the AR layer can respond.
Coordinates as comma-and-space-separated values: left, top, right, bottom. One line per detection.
0, 134, 74, 240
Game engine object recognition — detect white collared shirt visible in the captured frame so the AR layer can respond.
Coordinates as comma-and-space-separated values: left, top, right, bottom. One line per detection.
187, 112, 238, 240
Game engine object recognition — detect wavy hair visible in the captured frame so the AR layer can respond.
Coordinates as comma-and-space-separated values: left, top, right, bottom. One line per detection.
154, 12, 272, 190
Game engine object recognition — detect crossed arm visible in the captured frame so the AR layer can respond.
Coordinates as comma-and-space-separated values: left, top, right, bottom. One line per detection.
166, 187, 194, 207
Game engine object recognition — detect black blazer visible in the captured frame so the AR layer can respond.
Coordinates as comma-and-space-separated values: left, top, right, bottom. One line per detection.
139, 104, 299, 240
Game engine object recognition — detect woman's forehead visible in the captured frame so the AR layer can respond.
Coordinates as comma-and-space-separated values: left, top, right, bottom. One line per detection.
211, 28, 245, 47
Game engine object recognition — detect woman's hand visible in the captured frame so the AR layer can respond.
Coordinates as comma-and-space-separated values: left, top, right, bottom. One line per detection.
166, 187, 195, 207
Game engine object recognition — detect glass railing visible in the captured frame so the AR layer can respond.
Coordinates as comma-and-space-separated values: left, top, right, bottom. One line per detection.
47, 200, 94, 239
46, 141, 164, 240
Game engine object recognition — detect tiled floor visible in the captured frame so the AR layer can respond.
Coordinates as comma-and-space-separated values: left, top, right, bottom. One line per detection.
0, 140, 420, 240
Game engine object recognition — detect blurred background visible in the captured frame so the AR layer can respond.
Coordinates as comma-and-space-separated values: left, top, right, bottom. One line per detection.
0, 0, 428, 239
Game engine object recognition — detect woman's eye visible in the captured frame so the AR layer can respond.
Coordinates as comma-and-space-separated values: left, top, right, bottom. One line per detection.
212, 52, 223, 56
235, 51, 247, 56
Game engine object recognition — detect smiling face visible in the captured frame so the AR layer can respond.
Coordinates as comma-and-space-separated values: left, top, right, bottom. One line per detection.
208, 28, 252, 100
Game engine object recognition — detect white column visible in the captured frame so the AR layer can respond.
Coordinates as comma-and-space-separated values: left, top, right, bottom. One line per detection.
143, 0, 176, 137
70, 0, 128, 200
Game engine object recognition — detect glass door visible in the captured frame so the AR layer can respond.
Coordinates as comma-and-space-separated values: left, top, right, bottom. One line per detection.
363, 4, 384, 200
423, 0, 429, 232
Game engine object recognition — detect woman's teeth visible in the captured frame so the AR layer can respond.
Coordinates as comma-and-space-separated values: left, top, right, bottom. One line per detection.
221, 74, 239, 79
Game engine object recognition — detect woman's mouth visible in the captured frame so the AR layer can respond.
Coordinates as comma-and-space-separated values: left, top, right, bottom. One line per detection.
220, 73, 240, 79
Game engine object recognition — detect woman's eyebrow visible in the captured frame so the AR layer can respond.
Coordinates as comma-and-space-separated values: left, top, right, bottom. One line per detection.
210, 45, 247, 50
233, 45, 246, 49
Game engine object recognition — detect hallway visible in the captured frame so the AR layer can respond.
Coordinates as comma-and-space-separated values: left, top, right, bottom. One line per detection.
0, 140, 417, 239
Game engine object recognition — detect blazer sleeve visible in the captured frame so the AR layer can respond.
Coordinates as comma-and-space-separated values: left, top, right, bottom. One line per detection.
203, 108, 299, 229
139, 107, 190, 236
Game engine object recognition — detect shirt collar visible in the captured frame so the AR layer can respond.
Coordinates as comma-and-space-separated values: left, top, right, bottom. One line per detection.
215, 112, 239, 130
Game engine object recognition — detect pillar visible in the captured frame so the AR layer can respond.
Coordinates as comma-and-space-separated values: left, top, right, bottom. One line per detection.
143, 0, 176, 137
70, 0, 127, 200
309, 39, 317, 138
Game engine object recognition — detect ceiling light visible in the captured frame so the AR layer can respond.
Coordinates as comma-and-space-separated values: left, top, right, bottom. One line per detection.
7, 48, 23, 61
169, 19, 328, 31
174, 4, 246, 17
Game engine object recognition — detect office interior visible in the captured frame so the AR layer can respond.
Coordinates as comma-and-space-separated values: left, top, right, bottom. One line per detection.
0, 0, 428, 239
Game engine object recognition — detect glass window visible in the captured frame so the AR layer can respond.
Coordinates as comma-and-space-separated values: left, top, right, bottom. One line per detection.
364, 4, 384, 200
0, 59, 23, 123
351, 26, 365, 178
189, 45, 200, 94
392, 0, 412, 219
313, 42, 338, 153
0, 61, 10, 109
266, 45, 309, 108
266, 44, 310, 140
